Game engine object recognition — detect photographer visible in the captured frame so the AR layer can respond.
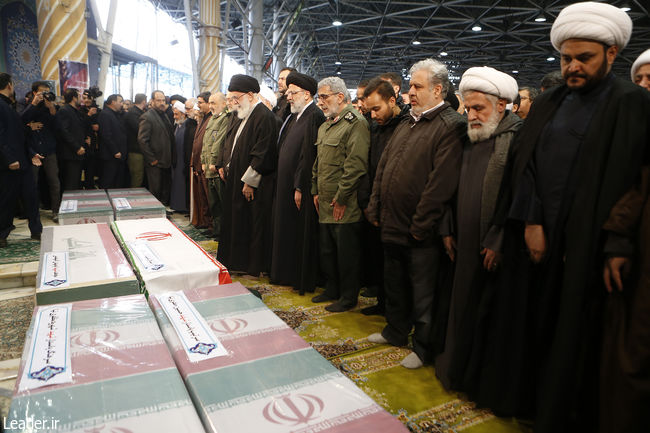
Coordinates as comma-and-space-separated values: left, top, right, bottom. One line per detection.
80, 86, 101, 188
21, 81, 61, 221
55, 88, 88, 190
98, 94, 127, 188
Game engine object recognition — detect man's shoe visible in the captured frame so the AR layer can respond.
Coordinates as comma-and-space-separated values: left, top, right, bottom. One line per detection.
0, 238, 7, 248
400, 352, 423, 369
52, 213, 59, 223
324, 301, 355, 313
361, 305, 385, 316
311, 294, 333, 303
30, 233, 41, 241
367, 333, 389, 344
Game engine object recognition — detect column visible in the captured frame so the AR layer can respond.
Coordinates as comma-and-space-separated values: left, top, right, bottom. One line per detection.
247, 0, 264, 82
198, 0, 221, 93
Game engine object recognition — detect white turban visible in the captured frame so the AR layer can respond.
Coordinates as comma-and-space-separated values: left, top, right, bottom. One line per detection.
259, 84, 277, 108
550, 2, 632, 52
173, 100, 185, 113
459, 66, 519, 102
631, 49, 650, 81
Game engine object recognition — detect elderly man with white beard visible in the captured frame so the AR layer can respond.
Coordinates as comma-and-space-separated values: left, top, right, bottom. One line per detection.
217, 74, 278, 278
434, 66, 522, 390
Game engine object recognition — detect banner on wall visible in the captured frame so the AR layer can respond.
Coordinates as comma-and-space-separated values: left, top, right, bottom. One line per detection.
58, 60, 89, 93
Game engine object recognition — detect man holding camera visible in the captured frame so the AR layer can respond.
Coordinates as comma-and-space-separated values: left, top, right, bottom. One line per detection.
21, 81, 60, 221
0, 73, 42, 247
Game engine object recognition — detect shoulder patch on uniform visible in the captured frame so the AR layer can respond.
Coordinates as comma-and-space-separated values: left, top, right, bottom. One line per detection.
344, 111, 356, 122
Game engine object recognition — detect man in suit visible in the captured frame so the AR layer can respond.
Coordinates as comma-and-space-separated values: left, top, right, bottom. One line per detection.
55, 88, 88, 191
124, 93, 147, 187
138, 90, 174, 205
98, 94, 127, 188
0, 73, 42, 247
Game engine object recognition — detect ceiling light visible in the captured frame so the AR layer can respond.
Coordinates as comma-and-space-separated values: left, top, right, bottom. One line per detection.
534, 13, 547, 22
440, 51, 448, 56
334, 60, 342, 65
472, 24, 482, 32
547, 56, 555, 62
332, 20, 342, 26
512, 70, 519, 74
412, 40, 421, 45
620, 3, 631, 12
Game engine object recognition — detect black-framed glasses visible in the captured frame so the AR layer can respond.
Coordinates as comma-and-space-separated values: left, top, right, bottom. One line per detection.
316, 93, 335, 101
227, 93, 248, 103
286, 90, 306, 97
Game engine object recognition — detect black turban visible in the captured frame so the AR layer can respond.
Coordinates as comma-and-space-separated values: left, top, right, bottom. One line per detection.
286, 72, 318, 96
228, 74, 260, 93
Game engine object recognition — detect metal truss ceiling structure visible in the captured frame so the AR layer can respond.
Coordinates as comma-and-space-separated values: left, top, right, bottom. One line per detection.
153, 0, 650, 88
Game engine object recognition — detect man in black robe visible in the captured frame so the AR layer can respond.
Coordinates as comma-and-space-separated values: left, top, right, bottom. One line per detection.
466, 3, 650, 432
434, 66, 522, 390
270, 72, 325, 292
217, 75, 278, 277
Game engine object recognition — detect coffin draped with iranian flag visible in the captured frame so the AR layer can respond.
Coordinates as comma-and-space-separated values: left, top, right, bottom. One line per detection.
36, 223, 139, 305
6, 295, 206, 433
111, 218, 231, 295
107, 188, 166, 220
150, 282, 409, 433
58, 190, 114, 225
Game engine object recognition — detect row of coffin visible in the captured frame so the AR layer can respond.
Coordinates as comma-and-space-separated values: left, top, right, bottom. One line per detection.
58, 188, 166, 225
8, 211, 408, 432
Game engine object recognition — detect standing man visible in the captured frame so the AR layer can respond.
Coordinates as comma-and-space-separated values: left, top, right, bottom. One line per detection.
190, 91, 212, 229
124, 93, 147, 187
138, 90, 174, 205
631, 48, 650, 91
434, 66, 522, 390
22, 81, 60, 221
515, 86, 539, 119
55, 88, 88, 191
271, 72, 325, 292
273, 67, 296, 121
0, 73, 42, 247
218, 75, 278, 277
98, 94, 127, 188
201, 92, 229, 238
472, 3, 650, 431
357, 77, 409, 315
311, 76, 370, 312
365, 59, 466, 369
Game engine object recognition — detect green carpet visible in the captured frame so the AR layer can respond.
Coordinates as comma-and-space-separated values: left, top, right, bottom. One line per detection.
240, 279, 531, 433
0, 237, 40, 265
0, 296, 33, 361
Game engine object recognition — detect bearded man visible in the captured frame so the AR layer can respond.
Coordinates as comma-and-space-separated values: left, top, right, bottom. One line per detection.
466, 3, 650, 432
217, 75, 278, 277
434, 66, 522, 390
270, 72, 325, 293
631, 48, 650, 91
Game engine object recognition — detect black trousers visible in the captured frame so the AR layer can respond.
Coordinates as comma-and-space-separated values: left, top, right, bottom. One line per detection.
207, 177, 223, 238
381, 242, 442, 362
101, 158, 126, 189
0, 168, 42, 239
319, 222, 362, 307
62, 159, 83, 191
32, 153, 61, 213
145, 165, 171, 206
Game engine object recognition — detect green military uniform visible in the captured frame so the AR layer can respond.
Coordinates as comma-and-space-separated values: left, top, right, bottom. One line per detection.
310, 103, 370, 311
201, 109, 231, 237
311, 104, 370, 223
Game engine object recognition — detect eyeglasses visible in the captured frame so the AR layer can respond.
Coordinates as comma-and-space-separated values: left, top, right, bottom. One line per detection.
227, 93, 248, 103
316, 93, 336, 101
520, 96, 530, 101
286, 90, 306, 97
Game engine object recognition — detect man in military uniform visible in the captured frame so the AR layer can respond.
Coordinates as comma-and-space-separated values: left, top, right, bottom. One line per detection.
201, 92, 229, 239
311, 76, 370, 312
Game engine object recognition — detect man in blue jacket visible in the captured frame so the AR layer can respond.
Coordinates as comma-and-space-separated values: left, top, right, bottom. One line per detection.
0, 73, 42, 247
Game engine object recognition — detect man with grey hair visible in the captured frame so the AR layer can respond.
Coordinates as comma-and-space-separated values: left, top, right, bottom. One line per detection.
435, 66, 522, 389
311, 76, 370, 312
366, 58, 467, 369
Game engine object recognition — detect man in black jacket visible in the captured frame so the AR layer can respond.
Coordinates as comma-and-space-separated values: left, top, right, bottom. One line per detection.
98, 94, 127, 188
138, 90, 174, 205
0, 73, 42, 247
55, 88, 88, 190
124, 93, 146, 187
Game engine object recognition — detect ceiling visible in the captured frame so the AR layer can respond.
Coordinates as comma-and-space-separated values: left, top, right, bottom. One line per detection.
152, 0, 650, 89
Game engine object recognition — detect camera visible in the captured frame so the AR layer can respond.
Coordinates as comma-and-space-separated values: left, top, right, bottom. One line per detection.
43, 91, 56, 102
85, 86, 103, 100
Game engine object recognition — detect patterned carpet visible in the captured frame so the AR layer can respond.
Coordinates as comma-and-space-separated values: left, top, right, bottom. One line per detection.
0, 296, 33, 362
242, 279, 531, 433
